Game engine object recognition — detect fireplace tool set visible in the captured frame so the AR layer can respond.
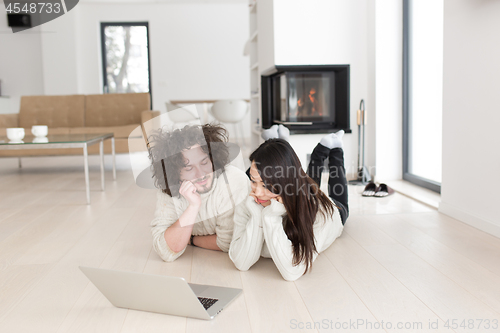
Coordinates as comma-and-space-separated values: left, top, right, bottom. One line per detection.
349, 99, 371, 185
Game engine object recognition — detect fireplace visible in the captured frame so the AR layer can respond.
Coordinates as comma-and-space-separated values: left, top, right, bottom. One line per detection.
261, 65, 351, 134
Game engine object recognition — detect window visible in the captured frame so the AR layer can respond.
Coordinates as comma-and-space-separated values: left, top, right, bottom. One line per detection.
403, 0, 443, 193
100, 22, 152, 95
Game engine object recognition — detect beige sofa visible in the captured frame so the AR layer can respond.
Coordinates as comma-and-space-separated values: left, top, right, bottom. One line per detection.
0, 93, 160, 156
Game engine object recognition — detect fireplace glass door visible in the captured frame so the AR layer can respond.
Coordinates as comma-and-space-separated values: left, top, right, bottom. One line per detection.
274, 72, 336, 124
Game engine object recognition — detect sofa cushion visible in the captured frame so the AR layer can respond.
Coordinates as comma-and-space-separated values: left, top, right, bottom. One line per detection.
19, 95, 85, 128
85, 93, 150, 127
0, 113, 19, 128
69, 124, 141, 139
141, 110, 161, 125
47, 127, 71, 135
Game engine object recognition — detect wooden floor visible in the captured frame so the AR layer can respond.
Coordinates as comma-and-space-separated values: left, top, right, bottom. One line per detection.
1, 156, 499, 333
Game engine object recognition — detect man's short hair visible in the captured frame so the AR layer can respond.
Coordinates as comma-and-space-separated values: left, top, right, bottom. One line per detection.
148, 123, 229, 196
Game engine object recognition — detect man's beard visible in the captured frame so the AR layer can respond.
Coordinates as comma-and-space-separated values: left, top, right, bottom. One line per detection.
193, 174, 213, 194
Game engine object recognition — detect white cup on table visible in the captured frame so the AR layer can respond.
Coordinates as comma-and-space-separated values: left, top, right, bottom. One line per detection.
7, 128, 25, 141
32, 125, 48, 137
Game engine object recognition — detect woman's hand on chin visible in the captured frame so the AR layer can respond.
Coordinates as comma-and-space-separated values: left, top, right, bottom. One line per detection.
245, 195, 265, 214
262, 196, 287, 216
249, 192, 259, 204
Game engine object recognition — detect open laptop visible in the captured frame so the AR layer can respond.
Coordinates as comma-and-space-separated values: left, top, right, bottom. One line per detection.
79, 266, 242, 320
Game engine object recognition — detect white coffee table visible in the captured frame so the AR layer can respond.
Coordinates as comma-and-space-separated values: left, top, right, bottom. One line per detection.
0, 133, 116, 204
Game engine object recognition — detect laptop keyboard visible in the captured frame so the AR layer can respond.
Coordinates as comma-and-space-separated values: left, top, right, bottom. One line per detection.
197, 297, 219, 310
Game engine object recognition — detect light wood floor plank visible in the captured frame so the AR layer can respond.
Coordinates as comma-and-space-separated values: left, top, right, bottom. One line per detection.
1, 157, 498, 333
0, 172, 77, 225
13, 185, 152, 266
399, 212, 500, 277
347, 186, 434, 216
325, 230, 451, 333
0, 194, 88, 270
238, 258, 318, 333
0, 263, 54, 321
0, 206, 139, 333
346, 216, 500, 331
294, 252, 382, 333
368, 213, 500, 315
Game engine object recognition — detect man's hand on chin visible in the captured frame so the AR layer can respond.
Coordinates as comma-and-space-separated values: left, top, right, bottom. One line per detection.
179, 180, 202, 209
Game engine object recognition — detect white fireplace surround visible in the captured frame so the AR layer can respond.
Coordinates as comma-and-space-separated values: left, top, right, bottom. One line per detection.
248, 0, 402, 182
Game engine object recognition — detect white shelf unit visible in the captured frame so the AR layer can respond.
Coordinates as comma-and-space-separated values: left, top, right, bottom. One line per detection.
249, 1, 262, 149
249, 2, 256, 13
249, 30, 258, 42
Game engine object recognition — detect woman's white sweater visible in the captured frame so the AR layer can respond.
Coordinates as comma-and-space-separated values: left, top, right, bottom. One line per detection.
229, 196, 344, 281
150, 165, 250, 262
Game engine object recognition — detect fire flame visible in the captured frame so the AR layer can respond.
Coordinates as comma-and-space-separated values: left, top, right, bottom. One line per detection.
295, 87, 323, 116
309, 88, 317, 115
309, 88, 316, 103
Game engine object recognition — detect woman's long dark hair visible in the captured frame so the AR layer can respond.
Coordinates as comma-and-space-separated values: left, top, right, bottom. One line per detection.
249, 139, 335, 274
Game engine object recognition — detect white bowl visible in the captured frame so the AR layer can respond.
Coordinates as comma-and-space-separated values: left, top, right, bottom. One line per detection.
32, 125, 48, 137
7, 128, 25, 141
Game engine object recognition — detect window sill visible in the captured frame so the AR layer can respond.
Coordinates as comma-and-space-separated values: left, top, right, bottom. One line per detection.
385, 179, 441, 209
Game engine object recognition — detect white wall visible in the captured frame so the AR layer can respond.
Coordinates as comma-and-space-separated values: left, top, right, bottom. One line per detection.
71, 3, 250, 102
0, 9, 44, 114
374, 0, 403, 181
270, 0, 374, 177
439, 0, 500, 238
253, 0, 406, 181
256, 0, 275, 73
40, 8, 79, 95
2, 1, 251, 141
43, 2, 250, 140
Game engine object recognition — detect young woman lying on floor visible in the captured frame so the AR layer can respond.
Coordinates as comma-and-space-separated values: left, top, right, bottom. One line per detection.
229, 130, 349, 281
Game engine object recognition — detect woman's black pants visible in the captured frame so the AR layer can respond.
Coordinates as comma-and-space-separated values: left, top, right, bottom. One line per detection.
307, 144, 349, 225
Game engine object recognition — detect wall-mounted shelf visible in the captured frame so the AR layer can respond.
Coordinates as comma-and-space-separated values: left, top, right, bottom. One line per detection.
249, 2, 257, 13
249, 31, 258, 42
249, 0, 261, 149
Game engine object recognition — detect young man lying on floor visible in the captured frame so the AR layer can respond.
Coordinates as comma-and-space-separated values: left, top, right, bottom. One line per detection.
148, 124, 249, 262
